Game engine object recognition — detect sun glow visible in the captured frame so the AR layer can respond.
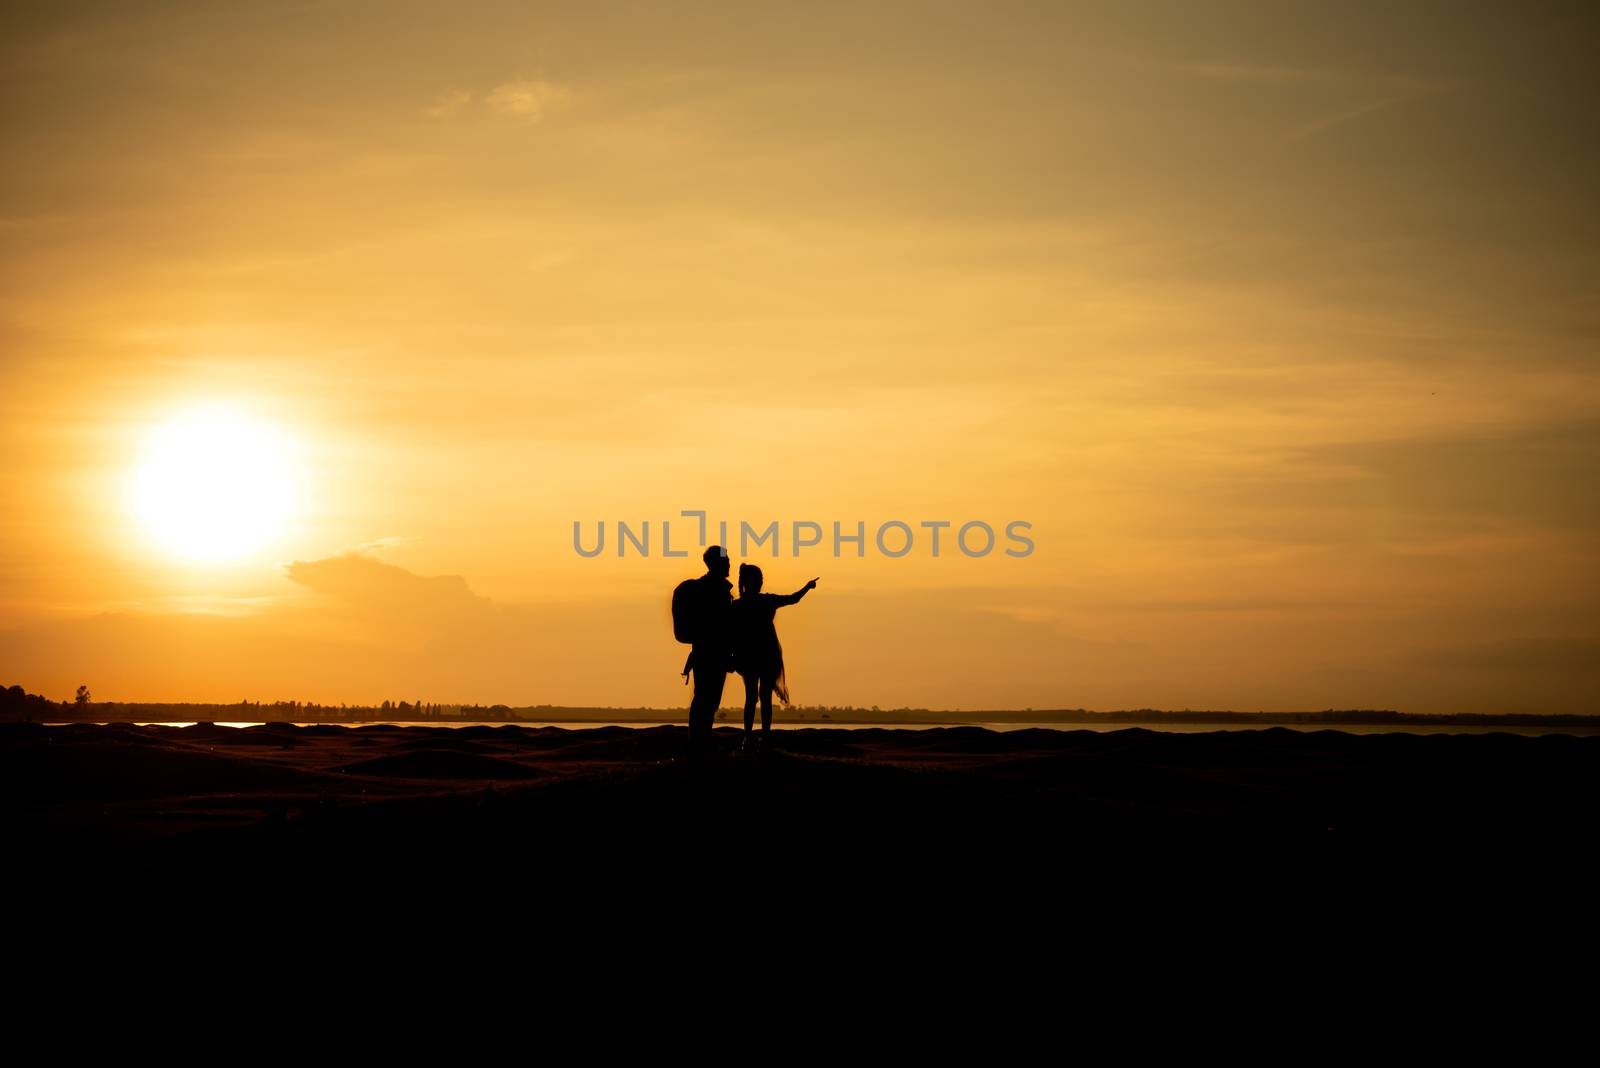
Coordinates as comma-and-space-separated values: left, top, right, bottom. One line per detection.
129, 406, 300, 561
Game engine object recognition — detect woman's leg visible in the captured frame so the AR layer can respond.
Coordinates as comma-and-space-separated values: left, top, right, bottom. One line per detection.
741, 672, 758, 738
760, 678, 775, 733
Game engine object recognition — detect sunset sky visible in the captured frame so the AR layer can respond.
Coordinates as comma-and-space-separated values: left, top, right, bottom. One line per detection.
2, 2, 1596, 713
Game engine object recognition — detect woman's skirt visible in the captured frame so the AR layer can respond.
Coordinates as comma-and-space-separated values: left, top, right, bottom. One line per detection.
737, 638, 790, 705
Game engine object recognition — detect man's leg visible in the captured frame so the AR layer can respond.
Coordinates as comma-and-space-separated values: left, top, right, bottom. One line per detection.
690, 652, 728, 754
685, 652, 698, 749
688, 675, 707, 751
706, 660, 728, 743
688, 657, 707, 751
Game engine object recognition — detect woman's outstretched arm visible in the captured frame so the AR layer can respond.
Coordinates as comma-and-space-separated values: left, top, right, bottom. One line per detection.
776, 577, 819, 607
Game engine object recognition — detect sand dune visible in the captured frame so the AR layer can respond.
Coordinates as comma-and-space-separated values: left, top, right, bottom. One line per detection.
7, 722, 1597, 901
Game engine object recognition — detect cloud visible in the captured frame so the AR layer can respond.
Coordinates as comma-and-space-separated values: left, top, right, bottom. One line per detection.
484, 79, 568, 118
1092, 596, 1364, 614
1177, 62, 1342, 86
349, 535, 411, 554
1286, 89, 1443, 142
422, 88, 472, 118
1176, 62, 1441, 91
1162, 60, 1458, 142
1409, 636, 1600, 678
422, 81, 569, 120
282, 554, 487, 616
1247, 418, 1600, 532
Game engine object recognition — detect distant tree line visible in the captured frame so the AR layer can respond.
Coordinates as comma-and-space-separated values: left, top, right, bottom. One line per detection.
4, 685, 524, 723
7, 684, 1596, 728
2, 683, 64, 721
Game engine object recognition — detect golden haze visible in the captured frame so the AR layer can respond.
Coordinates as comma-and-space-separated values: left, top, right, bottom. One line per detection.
2, 3, 1597, 713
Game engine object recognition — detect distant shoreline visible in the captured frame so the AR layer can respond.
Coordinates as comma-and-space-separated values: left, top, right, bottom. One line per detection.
18, 704, 1600, 729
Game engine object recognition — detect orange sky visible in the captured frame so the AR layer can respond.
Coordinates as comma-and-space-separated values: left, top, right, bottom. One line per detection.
3, 2, 1597, 712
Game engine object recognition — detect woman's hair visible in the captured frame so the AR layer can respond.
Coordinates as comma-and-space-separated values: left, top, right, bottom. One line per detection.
738, 563, 764, 593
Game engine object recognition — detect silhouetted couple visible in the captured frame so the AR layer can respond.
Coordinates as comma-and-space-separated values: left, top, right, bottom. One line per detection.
676, 545, 818, 755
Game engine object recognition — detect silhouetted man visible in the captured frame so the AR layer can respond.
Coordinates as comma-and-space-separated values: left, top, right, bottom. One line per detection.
684, 544, 733, 754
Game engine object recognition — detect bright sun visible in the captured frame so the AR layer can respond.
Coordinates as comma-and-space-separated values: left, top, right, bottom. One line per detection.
130, 406, 300, 561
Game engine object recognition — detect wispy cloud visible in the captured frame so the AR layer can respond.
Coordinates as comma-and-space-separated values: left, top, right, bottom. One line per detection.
484, 79, 569, 118
94, 594, 286, 618
1161, 60, 1459, 142
422, 88, 472, 119
1286, 87, 1449, 142
1178, 62, 1338, 85
350, 535, 411, 554
1174, 61, 1446, 95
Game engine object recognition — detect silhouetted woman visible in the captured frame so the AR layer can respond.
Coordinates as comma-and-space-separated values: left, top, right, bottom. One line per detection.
731, 564, 818, 751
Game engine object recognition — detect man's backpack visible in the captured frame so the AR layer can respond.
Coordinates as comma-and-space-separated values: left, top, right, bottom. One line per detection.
671, 579, 700, 644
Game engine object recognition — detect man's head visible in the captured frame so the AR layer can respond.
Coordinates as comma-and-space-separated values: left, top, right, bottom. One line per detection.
703, 544, 730, 578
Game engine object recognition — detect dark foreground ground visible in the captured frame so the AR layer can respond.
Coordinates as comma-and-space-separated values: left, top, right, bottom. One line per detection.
9, 720, 1600, 989
7, 721, 1596, 884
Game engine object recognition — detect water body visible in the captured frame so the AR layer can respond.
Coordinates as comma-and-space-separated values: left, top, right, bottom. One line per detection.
81, 719, 1600, 737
